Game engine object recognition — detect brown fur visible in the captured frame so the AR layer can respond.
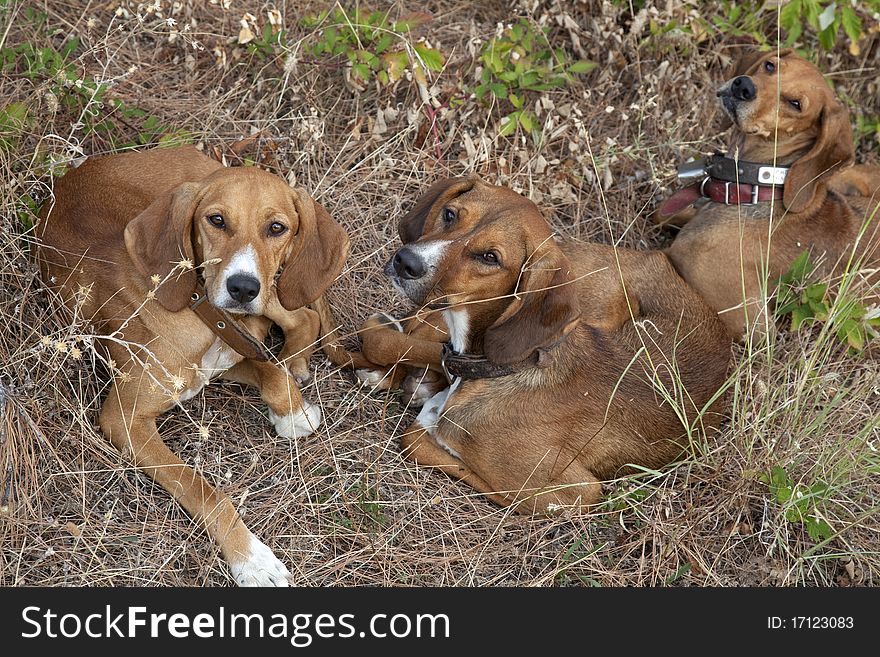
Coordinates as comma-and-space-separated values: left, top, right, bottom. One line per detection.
664, 48, 880, 338
331, 179, 732, 513
36, 145, 348, 586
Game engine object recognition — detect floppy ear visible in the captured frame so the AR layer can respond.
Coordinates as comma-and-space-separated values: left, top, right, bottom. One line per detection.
483, 244, 581, 365
276, 188, 349, 310
783, 100, 854, 214
123, 181, 202, 312
399, 177, 478, 243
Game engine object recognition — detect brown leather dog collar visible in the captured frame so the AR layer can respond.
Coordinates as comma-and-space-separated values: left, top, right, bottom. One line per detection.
657, 176, 783, 218
189, 290, 271, 362
657, 153, 788, 219
441, 342, 563, 380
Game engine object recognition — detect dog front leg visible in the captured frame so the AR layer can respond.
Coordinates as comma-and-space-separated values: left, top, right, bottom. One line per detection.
263, 304, 320, 385
99, 385, 291, 586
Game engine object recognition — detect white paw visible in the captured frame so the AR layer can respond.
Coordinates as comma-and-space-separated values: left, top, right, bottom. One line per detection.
229, 533, 291, 587
268, 400, 321, 438
371, 312, 403, 332
415, 378, 460, 433
406, 381, 438, 407
356, 368, 392, 388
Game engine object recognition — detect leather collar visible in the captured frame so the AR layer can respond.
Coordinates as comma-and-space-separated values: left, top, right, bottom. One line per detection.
657, 153, 788, 220
702, 153, 789, 186
440, 339, 569, 380
189, 289, 271, 362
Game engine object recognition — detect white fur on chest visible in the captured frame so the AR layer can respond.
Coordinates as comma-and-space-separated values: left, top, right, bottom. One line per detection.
443, 309, 470, 353
179, 338, 244, 402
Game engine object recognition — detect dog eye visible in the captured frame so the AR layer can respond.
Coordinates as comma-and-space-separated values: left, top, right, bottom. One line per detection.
207, 214, 225, 228
787, 98, 801, 111
442, 207, 457, 225
477, 251, 500, 265
764, 60, 775, 73
268, 221, 287, 236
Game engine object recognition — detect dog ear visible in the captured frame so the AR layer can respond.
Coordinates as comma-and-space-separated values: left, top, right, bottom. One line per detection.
399, 177, 478, 243
276, 188, 349, 310
124, 181, 202, 312
483, 243, 581, 366
783, 100, 854, 214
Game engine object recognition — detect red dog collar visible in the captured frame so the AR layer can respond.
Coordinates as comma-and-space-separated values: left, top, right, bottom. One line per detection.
656, 177, 783, 219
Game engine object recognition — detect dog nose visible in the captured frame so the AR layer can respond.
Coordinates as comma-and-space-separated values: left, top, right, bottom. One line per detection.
392, 248, 427, 280
226, 274, 260, 303
730, 76, 756, 101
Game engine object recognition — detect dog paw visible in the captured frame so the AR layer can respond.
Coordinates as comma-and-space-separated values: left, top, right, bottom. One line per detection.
355, 367, 393, 390
363, 312, 403, 332
402, 373, 446, 407
229, 533, 292, 587
415, 378, 460, 431
285, 357, 312, 386
268, 400, 321, 438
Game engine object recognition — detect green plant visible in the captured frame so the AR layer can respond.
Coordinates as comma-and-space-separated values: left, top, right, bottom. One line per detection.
780, 0, 873, 53
1, 34, 188, 150
473, 18, 594, 144
761, 465, 833, 541
774, 251, 880, 352
301, 8, 443, 90
0, 102, 30, 151
245, 22, 289, 61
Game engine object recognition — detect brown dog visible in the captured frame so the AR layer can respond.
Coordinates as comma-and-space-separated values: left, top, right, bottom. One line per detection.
37, 145, 348, 585
330, 178, 732, 512
660, 48, 880, 338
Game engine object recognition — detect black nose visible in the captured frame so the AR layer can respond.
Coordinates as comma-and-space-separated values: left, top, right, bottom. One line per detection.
226, 274, 260, 303
392, 248, 427, 280
730, 75, 756, 101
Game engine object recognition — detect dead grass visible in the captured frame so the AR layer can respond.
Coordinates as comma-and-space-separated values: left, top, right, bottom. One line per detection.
1, 0, 878, 587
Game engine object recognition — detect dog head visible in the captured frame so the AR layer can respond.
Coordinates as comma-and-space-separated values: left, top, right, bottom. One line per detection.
716, 47, 854, 213
386, 178, 580, 365
124, 166, 348, 314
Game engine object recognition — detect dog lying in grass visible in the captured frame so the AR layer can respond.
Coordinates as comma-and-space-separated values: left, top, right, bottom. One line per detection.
658, 47, 880, 339
324, 177, 732, 512
37, 145, 348, 586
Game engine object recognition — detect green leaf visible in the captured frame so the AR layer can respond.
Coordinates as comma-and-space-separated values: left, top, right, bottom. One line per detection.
498, 113, 518, 137
489, 82, 508, 98
841, 5, 862, 44
791, 305, 809, 331
788, 250, 813, 283
818, 24, 838, 51
779, 0, 802, 33
844, 321, 865, 351
518, 111, 534, 132
374, 34, 393, 54
568, 59, 596, 74
351, 63, 370, 81
806, 517, 832, 541
61, 37, 80, 59
413, 43, 444, 72
508, 92, 523, 108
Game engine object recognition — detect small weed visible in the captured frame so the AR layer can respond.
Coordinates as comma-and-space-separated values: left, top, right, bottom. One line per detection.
473, 18, 594, 144
301, 8, 443, 91
760, 465, 833, 542
553, 536, 604, 586
774, 251, 880, 353
779, 0, 873, 54
1, 32, 188, 151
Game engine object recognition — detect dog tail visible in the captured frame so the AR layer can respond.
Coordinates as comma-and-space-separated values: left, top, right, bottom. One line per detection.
311, 295, 374, 370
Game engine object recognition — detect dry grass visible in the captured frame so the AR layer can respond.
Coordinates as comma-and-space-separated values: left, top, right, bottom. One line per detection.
1, 0, 878, 587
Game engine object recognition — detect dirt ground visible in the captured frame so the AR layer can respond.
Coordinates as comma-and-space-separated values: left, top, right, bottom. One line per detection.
1, 0, 878, 587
